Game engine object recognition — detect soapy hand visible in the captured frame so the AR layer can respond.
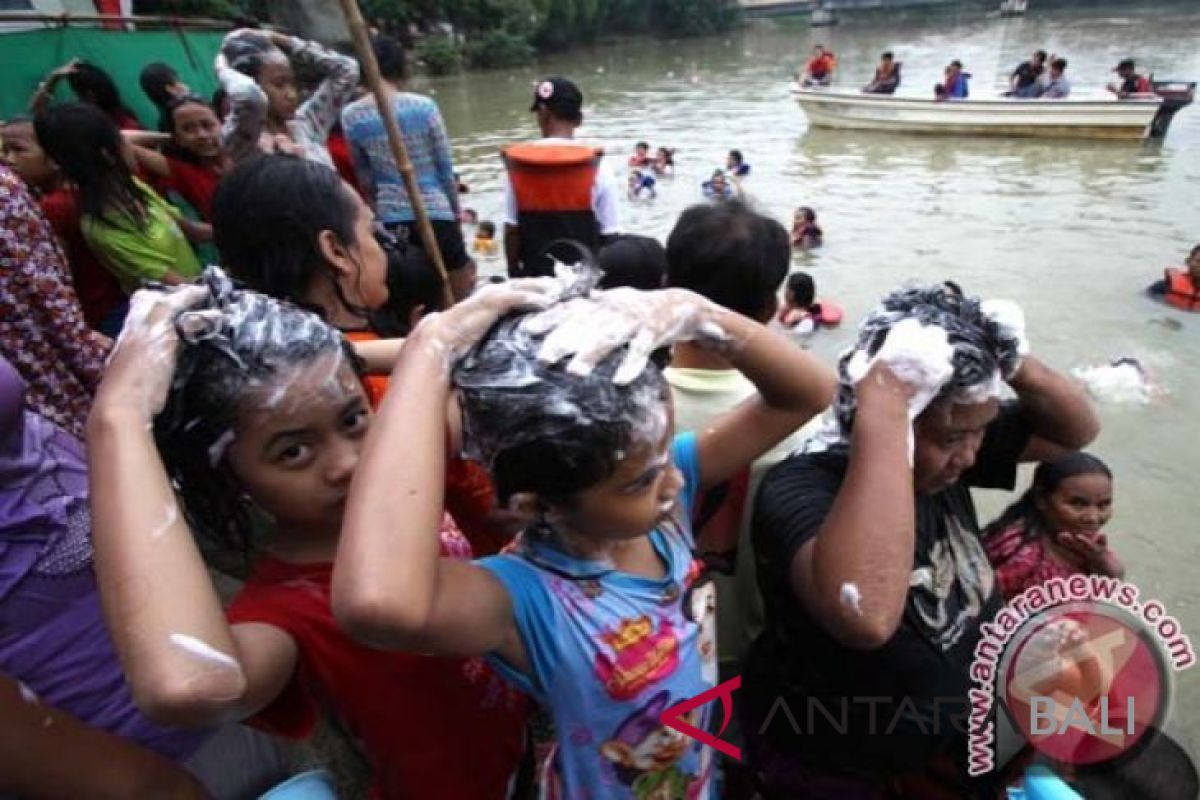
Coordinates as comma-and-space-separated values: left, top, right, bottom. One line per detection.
981, 299, 1029, 379
846, 317, 954, 420
521, 287, 731, 384
97, 284, 210, 420
418, 278, 559, 363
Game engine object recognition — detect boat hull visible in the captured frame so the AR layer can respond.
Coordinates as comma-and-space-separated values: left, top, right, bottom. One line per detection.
792, 89, 1162, 140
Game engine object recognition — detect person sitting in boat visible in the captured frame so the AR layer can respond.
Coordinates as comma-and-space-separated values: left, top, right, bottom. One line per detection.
1108, 58, 1153, 98
628, 140, 651, 169
791, 206, 823, 249
627, 168, 657, 201
1147, 244, 1200, 312
799, 45, 837, 87
703, 169, 739, 201
653, 146, 676, 176
727, 149, 751, 177
1008, 49, 1047, 98
862, 52, 901, 95
1038, 58, 1072, 99
934, 60, 971, 101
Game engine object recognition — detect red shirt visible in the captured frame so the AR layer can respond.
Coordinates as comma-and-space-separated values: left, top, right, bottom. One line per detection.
38, 187, 126, 329
227, 525, 528, 799
327, 130, 363, 196
165, 157, 222, 221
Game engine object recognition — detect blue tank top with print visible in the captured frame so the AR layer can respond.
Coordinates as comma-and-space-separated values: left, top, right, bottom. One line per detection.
480, 433, 718, 800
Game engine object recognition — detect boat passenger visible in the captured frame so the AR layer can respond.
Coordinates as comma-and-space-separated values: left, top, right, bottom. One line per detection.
983, 452, 1125, 601
502, 76, 621, 278
653, 146, 676, 176
935, 60, 971, 101
862, 52, 901, 95
1039, 58, 1071, 99
1108, 58, 1153, 98
726, 149, 751, 177
1148, 244, 1200, 311
791, 206, 823, 250
628, 140, 651, 169
1009, 50, 1048, 98
799, 45, 837, 87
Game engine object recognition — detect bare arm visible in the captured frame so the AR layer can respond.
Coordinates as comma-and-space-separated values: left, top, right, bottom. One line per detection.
126, 142, 173, 180
28, 59, 78, 114
0, 673, 209, 800
1010, 355, 1099, 463
787, 365, 917, 649
695, 309, 835, 490
87, 288, 298, 727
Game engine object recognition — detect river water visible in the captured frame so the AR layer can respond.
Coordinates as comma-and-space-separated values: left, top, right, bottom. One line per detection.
424, 0, 1200, 757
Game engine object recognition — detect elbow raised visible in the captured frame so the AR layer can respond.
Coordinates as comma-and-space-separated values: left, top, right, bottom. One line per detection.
133, 668, 247, 728
332, 588, 426, 650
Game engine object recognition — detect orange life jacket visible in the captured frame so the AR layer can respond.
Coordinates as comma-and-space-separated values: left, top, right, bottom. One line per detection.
503, 142, 602, 278
1164, 268, 1200, 312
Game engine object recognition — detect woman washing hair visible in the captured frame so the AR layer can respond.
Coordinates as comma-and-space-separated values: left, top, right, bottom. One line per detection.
215, 28, 358, 166
984, 452, 1124, 600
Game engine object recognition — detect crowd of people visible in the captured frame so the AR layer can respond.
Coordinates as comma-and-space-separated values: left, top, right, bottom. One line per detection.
1, 19, 1198, 800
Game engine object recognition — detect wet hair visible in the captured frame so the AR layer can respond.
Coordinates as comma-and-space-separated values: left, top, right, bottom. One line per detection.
597, 234, 668, 291
35, 102, 150, 226
163, 95, 218, 164
478, 220, 496, 237
1188, 244, 1200, 260
984, 452, 1111, 540
666, 200, 790, 320
882, 51, 894, 60
656, 147, 675, 164
1051, 57, 1068, 72
796, 205, 816, 222
67, 62, 136, 123
951, 59, 964, 69
372, 34, 408, 82
372, 239, 445, 337
1034, 50, 1048, 63
139, 61, 180, 110
454, 306, 668, 507
786, 272, 815, 308
154, 267, 362, 563
635, 141, 649, 150
833, 282, 1017, 436
212, 154, 364, 317
1068, 730, 1198, 800
728, 149, 744, 165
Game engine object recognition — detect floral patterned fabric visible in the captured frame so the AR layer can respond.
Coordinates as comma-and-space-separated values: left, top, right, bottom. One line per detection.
0, 166, 110, 438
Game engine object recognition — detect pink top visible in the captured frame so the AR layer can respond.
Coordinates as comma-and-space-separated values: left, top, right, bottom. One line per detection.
984, 522, 1084, 600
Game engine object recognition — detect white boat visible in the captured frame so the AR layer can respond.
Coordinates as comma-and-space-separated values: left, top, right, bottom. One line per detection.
791, 87, 1169, 140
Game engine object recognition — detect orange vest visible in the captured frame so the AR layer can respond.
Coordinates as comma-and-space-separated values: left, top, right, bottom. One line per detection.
1164, 268, 1200, 312
503, 142, 603, 277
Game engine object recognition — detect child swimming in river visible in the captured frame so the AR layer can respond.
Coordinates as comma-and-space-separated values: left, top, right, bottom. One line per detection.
792, 206, 823, 249
331, 271, 836, 799
983, 452, 1125, 600
473, 220, 499, 257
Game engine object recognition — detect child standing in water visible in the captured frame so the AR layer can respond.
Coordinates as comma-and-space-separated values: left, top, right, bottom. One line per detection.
983, 452, 1125, 600
791, 206, 823, 249
332, 273, 836, 798
87, 270, 528, 799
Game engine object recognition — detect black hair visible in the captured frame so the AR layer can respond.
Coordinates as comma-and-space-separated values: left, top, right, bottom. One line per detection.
951, 59, 964, 68
728, 149, 744, 165
882, 51, 894, 60
139, 61, 180, 109
1188, 244, 1200, 260
1068, 730, 1198, 800
35, 102, 149, 226
635, 141, 649, 150
67, 62, 137, 123
372, 33, 408, 82
212, 154, 364, 317
666, 200, 790, 320
786, 272, 815, 308
455, 309, 669, 507
797, 205, 816, 222
163, 94, 218, 164
372, 239, 445, 337
154, 268, 362, 566
597, 234, 668, 291
211, 87, 229, 120
1034, 50, 1048, 62
833, 283, 1018, 436
478, 220, 496, 237
984, 452, 1112, 541
656, 147, 675, 164
1052, 57, 1068, 71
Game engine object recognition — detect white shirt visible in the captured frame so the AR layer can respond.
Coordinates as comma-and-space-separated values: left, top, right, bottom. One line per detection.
503, 137, 621, 235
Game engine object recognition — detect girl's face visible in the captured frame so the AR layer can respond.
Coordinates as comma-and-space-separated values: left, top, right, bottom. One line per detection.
258, 61, 299, 121
550, 409, 684, 545
226, 356, 370, 539
1038, 473, 1113, 536
171, 103, 222, 160
1, 123, 57, 188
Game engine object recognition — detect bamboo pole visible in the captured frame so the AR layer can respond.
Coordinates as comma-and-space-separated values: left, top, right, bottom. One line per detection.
334, 0, 456, 309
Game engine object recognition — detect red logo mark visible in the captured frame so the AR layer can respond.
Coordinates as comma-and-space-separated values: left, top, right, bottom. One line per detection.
659, 676, 742, 761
